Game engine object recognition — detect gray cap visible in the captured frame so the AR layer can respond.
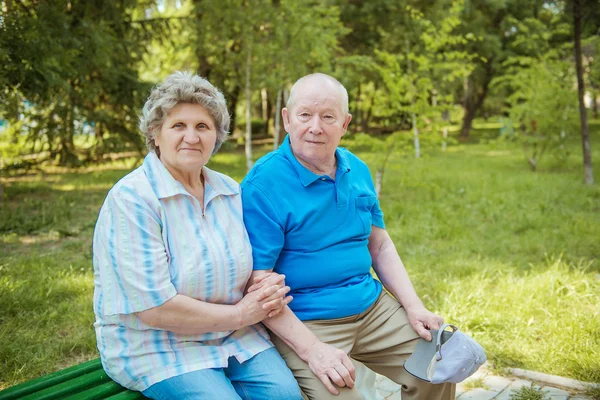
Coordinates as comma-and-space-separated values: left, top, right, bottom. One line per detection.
404, 324, 486, 384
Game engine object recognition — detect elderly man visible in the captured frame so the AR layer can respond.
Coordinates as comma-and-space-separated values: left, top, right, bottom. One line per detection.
241, 73, 455, 400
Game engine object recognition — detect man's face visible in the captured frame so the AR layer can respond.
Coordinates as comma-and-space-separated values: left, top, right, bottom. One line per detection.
282, 79, 352, 169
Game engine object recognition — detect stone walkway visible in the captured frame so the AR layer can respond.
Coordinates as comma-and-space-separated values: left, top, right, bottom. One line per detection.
374, 365, 594, 400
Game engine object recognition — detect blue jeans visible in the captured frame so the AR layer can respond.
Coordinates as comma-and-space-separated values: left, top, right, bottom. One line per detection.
142, 347, 303, 400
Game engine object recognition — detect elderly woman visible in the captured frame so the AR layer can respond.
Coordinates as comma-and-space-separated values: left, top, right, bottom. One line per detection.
92, 71, 304, 399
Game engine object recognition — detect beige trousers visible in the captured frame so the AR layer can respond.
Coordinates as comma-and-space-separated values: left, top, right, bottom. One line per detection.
271, 293, 456, 400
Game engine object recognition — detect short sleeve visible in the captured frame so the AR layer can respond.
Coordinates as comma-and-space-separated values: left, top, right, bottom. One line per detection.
371, 198, 385, 229
241, 181, 285, 271
93, 189, 177, 315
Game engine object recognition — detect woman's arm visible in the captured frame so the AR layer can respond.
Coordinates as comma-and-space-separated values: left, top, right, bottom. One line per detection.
137, 278, 289, 335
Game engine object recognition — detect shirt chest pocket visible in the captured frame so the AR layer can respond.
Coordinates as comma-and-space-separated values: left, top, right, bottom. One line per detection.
355, 196, 377, 234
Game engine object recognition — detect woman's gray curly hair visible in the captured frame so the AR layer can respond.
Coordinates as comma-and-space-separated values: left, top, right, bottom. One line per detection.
139, 71, 230, 156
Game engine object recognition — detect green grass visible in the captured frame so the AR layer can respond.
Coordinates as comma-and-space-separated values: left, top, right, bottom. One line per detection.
508, 383, 548, 400
1, 127, 599, 390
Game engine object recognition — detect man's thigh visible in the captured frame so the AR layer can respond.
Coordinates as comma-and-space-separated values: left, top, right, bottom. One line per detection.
226, 347, 304, 400
269, 319, 362, 400
353, 293, 455, 400
142, 368, 241, 400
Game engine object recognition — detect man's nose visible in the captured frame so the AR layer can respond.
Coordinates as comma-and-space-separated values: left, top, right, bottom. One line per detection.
309, 116, 322, 134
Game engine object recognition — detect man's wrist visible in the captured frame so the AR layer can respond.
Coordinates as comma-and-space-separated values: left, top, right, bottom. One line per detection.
298, 337, 320, 362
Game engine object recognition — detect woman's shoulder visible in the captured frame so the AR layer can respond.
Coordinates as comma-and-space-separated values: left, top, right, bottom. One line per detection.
105, 166, 158, 206
203, 167, 240, 194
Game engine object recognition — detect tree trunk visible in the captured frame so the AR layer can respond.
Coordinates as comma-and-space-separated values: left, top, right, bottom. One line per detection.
261, 88, 269, 136
460, 62, 493, 139
274, 88, 282, 150
355, 83, 362, 133
245, 42, 254, 172
412, 112, 420, 158
574, 0, 594, 184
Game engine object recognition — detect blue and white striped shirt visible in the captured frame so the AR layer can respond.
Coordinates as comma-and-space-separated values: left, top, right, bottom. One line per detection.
92, 152, 272, 391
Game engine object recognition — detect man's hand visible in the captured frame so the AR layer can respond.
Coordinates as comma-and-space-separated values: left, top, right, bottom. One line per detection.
304, 341, 356, 395
406, 306, 444, 341
247, 272, 293, 318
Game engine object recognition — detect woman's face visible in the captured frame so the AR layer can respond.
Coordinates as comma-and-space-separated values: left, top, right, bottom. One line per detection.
154, 103, 217, 175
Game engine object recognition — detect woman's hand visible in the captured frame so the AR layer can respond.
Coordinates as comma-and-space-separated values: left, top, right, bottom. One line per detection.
237, 273, 292, 326
247, 272, 293, 318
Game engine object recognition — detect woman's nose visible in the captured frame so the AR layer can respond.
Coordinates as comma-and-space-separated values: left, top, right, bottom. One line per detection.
184, 129, 201, 143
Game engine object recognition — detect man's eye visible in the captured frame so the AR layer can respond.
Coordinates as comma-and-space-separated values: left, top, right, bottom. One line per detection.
299, 113, 310, 117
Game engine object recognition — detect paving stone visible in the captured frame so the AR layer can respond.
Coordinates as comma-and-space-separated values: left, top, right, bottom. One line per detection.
541, 385, 571, 399
493, 379, 543, 400
457, 388, 498, 400
483, 375, 511, 393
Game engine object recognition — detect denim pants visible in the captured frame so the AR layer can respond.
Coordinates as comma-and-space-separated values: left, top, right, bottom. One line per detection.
142, 347, 303, 400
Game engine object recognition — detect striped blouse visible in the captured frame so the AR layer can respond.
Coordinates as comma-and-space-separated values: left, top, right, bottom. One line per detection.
92, 152, 272, 392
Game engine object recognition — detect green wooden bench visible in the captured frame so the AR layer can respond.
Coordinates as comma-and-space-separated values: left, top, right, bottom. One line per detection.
0, 358, 146, 400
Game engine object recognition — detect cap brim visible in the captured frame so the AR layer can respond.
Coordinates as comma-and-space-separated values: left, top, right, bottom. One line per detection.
404, 329, 454, 382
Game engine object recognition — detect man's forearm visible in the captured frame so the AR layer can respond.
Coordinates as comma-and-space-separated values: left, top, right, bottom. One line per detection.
370, 230, 425, 311
262, 306, 320, 361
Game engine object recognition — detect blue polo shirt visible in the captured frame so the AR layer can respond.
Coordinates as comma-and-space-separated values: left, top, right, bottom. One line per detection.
241, 136, 385, 321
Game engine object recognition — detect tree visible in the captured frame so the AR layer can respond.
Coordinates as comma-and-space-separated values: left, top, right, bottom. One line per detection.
572, 0, 595, 184
457, 0, 562, 138
0, 0, 154, 166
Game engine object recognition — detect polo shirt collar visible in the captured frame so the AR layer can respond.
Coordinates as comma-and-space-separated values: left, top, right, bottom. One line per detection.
280, 135, 351, 187
144, 152, 238, 199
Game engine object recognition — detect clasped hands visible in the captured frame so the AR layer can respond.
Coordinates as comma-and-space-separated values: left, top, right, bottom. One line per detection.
236, 272, 292, 326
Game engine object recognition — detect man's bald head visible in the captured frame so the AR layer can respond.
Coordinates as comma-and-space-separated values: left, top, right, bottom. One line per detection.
286, 73, 349, 115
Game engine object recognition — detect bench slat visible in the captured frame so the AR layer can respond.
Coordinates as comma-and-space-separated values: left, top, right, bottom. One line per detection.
0, 359, 103, 400
19, 369, 112, 400
62, 380, 130, 400
107, 390, 147, 399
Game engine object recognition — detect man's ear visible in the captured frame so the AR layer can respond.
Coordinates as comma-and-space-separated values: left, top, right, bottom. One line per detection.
282, 108, 291, 131
342, 113, 352, 133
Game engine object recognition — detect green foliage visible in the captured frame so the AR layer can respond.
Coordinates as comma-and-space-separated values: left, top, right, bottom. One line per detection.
0, 1, 152, 166
508, 383, 547, 400
494, 55, 578, 170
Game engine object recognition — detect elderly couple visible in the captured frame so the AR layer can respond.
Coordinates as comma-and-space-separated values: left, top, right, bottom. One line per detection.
92, 71, 456, 400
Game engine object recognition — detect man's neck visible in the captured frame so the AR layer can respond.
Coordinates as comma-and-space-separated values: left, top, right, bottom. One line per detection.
294, 153, 337, 179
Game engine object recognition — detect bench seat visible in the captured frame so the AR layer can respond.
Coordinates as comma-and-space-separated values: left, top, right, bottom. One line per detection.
0, 358, 145, 400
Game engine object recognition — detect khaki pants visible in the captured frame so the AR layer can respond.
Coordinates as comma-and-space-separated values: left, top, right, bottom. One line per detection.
271, 293, 456, 400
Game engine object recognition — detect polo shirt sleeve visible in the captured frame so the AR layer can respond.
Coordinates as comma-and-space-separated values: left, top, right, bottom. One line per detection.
371, 198, 385, 229
93, 190, 177, 316
241, 181, 285, 271
361, 162, 385, 229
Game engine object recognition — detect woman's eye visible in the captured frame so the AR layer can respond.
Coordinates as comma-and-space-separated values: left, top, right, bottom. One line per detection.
173, 122, 184, 128
197, 123, 208, 129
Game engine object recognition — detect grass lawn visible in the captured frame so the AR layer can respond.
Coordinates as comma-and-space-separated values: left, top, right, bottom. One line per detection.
1, 123, 599, 390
